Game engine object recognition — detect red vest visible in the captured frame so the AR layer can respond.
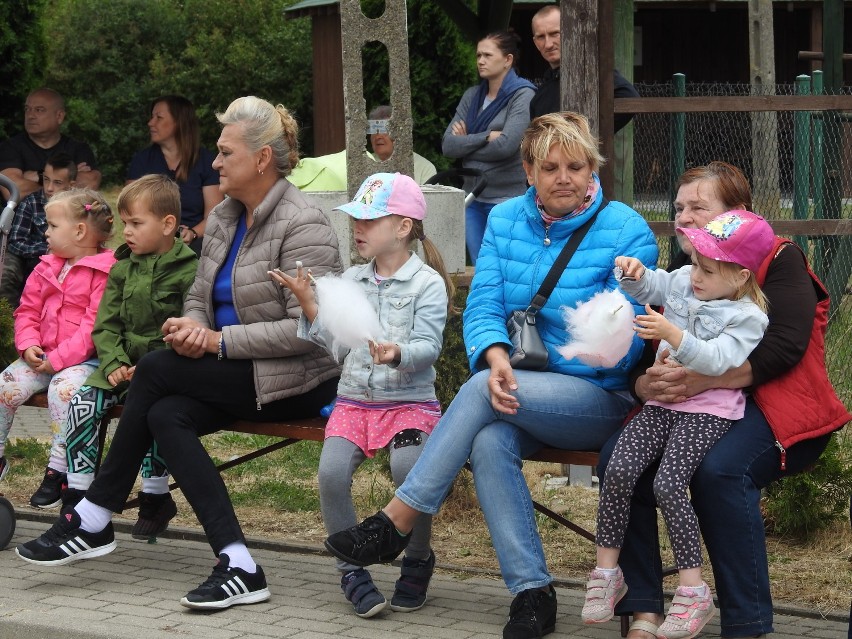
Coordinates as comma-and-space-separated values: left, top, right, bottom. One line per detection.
752, 238, 851, 469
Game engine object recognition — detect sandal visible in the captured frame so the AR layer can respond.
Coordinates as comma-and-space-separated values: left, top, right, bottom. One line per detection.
657, 584, 716, 639
627, 619, 660, 638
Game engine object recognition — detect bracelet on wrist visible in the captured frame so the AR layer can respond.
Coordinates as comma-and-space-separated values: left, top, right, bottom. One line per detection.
218, 334, 227, 360
189, 228, 199, 240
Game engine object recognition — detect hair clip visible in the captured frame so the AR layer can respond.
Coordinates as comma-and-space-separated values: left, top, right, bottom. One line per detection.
84, 203, 92, 211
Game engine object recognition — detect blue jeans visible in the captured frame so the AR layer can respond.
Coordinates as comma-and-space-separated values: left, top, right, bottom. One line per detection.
465, 200, 497, 264
599, 397, 832, 638
396, 369, 633, 594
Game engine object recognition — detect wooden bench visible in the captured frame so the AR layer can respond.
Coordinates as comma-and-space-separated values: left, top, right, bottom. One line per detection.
22, 393, 639, 635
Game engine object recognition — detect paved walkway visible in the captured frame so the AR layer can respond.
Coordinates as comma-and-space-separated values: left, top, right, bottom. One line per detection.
0, 514, 848, 639
4, 412, 850, 638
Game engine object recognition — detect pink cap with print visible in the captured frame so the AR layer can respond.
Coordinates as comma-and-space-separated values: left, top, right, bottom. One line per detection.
676, 210, 775, 273
334, 172, 427, 221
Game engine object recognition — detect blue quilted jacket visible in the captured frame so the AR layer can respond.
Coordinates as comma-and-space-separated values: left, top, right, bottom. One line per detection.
463, 183, 659, 391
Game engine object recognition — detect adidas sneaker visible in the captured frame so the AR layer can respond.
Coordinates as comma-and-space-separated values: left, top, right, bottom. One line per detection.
15, 506, 116, 566
180, 553, 271, 610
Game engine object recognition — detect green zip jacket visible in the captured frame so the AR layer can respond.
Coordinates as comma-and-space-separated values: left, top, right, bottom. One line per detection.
85, 238, 198, 391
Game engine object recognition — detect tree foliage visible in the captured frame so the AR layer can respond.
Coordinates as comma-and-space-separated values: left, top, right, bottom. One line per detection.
0, 0, 47, 139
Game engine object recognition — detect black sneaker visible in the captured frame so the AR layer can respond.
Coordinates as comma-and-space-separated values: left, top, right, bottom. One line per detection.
180, 554, 271, 610
61, 487, 87, 508
0, 456, 10, 481
15, 506, 116, 566
29, 467, 67, 509
341, 568, 388, 618
324, 511, 410, 566
503, 585, 557, 639
132, 492, 178, 540
390, 551, 435, 612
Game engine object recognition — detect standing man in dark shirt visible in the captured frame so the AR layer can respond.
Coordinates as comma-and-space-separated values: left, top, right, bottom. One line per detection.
0, 88, 100, 199
529, 4, 639, 132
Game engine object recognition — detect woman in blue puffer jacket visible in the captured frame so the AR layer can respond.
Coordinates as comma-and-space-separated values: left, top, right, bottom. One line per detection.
325, 112, 658, 639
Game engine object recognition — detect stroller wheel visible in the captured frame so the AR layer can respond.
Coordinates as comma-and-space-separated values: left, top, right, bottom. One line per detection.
0, 496, 15, 550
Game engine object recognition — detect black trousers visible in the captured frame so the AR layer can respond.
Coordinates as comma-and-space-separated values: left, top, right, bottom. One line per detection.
86, 349, 337, 554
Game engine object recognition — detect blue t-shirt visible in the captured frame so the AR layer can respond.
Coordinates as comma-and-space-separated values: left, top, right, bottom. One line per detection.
212, 213, 247, 330
127, 145, 219, 228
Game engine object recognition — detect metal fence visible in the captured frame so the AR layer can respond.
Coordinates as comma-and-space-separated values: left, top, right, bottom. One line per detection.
618, 78, 852, 406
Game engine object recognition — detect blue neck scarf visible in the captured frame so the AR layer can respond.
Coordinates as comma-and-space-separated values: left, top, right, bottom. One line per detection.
465, 68, 535, 134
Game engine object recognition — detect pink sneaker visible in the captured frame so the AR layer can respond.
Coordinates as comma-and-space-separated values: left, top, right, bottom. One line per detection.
657, 584, 716, 639
581, 566, 627, 624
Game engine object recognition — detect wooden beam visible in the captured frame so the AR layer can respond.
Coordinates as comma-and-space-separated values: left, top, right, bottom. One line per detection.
613, 95, 852, 113
598, 0, 615, 195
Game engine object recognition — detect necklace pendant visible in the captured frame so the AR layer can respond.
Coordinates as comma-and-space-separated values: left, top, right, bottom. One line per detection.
543, 237, 551, 246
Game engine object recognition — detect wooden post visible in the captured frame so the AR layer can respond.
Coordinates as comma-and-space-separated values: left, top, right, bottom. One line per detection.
598, 0, 615, 195
748, 0, 781, 217
613, 0, 634, 203
562, 0, 599, 135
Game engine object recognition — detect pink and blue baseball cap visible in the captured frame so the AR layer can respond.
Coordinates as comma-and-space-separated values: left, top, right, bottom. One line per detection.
334, 172, 427, 221
676, 210, 775, 273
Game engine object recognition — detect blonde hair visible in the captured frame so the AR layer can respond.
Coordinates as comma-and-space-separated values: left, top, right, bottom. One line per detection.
118, 174, 181, 224
521, 112, 606, 181
216, 96, 299, 178
695, 253, 768, 313
45, 188, 114, 243
402, 219, 458, 316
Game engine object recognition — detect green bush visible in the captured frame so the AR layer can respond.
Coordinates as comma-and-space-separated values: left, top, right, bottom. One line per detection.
0, 297, 15, 367
763, 432, 852, 539
0, 0, 46, 139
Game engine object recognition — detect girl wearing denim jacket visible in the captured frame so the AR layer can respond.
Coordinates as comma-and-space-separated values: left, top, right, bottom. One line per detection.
583, 211, 775, 639
273, 172, 454, 620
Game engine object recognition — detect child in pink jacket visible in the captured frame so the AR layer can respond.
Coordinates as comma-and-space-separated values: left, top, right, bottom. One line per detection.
1, 188, 115, 508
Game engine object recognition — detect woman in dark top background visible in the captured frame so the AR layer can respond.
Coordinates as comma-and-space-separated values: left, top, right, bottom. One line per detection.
127, 95, 223, 254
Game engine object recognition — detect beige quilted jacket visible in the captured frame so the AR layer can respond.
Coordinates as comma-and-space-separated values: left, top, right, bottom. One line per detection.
183, 178, 342, 405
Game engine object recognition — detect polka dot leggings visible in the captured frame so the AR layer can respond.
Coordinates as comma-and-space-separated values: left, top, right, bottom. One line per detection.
596, 404, 732, 569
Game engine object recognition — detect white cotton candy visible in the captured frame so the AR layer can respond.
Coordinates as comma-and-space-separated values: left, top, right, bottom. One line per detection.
314, 274, 383, 360
557, 289, 636, 368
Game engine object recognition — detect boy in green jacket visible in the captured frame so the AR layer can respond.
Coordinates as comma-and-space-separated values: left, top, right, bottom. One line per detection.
29, 174, 198, 540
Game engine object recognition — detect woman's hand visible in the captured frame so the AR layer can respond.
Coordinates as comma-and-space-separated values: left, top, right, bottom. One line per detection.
269, 263, 318, 322
638, 350, 717, 403
614, 255, 645, 280
451, 120, 467, 136
178, 225, 199, 244
486, 130, 502, 142
485, 345, 520, 414
162, 317, 214, 358
369, 341, 400, 366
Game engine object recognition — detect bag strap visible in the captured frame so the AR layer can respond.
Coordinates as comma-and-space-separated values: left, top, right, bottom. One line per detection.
527, 198, 608, 313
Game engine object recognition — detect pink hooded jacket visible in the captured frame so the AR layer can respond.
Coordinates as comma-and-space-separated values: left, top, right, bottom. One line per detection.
14, 249, 116, 371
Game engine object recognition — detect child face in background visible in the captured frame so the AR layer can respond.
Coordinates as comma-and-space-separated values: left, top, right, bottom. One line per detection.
120, 200, 177, 256
42, 165, 75, 199
353, 216, 404, 260
44, 202, 83, 260
690, 254, 748, 302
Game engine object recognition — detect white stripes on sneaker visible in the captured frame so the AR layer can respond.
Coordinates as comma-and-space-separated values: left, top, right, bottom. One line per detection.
60, 536, 94, 556
220, 575, 249, 598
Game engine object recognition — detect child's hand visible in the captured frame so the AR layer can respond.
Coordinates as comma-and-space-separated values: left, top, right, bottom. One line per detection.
34, 357, 55, 375
107, 365, 132, 387
614, 256, 645, 281
23, 346, 45, 369
634, 304, 683, 348
269, 262, 318, 322
369, 340, 400, 366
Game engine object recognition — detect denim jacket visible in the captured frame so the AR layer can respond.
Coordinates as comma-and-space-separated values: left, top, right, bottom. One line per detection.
298, 252, 448, 402
619, 264, 768, 376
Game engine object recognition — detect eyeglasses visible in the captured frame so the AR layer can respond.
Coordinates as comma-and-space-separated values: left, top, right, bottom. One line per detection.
367, 119, 390, 135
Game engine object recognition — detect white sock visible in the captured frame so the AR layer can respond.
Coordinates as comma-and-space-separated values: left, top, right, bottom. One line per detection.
684, 583, 708, 596
595, 566, 620, 577
141, 475, 169, 495
75, 498, 113, 533
66, 472, 94, 491
219, 542, 256, 573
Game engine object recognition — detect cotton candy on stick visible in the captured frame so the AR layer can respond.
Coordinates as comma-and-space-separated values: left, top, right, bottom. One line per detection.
313, 274, 383, 360
557, 289, 636, 367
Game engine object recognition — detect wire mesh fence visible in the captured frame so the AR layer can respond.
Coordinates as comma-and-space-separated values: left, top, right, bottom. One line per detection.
617, 78, 852, 406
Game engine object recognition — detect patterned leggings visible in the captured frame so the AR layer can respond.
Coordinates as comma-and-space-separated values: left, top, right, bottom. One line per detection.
596, 404, 731, 569
0, 358, 97, 470
65, 385, 167, 484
